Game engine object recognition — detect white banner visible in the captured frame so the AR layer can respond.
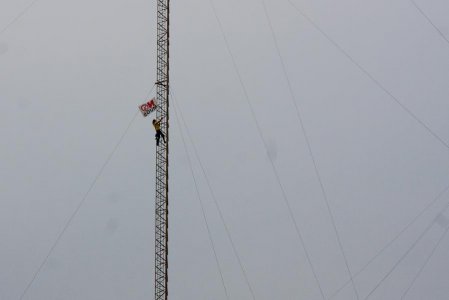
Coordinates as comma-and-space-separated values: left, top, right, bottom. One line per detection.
139, 98, 157, 117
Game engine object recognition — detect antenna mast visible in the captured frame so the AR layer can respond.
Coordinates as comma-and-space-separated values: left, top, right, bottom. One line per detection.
154, 0, 170, 299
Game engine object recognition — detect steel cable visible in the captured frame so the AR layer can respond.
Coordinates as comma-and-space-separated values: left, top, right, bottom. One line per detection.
19, 85, 155, 299
172, 100, 230, 300
206, 0, 327, 298
171, 90, 257, 300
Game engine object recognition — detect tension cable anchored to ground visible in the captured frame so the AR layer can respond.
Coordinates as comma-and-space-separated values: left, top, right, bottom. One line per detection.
172, 98, 230, 300
409, 0, 449, 46
206, 0, 328, 298
261, 1, 359, 299
285, 0, 449, 153
364, 196, 449, 299
1, 0, 41, 35
328, 183, 449, 299
19, 84, 155, 300
171, 89, 257, 300
400, 218, 449, 299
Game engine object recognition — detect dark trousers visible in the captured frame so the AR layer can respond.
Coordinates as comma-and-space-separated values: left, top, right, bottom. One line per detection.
155, 130, 166, 146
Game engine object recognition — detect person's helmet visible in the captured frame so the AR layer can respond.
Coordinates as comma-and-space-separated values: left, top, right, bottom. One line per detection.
152, 119, 156, 124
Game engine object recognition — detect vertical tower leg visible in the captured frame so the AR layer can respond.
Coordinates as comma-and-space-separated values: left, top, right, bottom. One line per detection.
154, 0, 170, 299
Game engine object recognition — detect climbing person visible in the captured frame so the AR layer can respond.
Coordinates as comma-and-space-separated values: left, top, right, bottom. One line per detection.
153, 118, 166, 146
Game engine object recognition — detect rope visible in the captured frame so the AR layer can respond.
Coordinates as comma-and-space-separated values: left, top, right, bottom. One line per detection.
19, 84, 155, 299
172, 101, 230, 300
171, 90, 257, 300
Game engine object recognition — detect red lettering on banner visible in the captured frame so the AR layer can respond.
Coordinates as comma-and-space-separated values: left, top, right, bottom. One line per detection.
139, 98, 157, 117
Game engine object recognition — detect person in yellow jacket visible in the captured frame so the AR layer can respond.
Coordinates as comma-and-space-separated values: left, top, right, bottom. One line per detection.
153, 118, 166, 146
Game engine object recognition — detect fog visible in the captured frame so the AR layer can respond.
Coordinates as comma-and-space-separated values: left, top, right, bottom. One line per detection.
1, 0, 449, 299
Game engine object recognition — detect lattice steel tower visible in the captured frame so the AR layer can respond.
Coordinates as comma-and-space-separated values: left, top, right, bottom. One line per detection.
154, 0, 170, 299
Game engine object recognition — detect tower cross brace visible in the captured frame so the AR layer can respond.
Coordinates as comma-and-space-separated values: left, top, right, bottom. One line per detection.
154, 0, 170, 299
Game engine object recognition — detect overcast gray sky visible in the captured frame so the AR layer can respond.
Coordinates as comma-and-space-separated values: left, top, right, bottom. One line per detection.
1, 0, 449, 299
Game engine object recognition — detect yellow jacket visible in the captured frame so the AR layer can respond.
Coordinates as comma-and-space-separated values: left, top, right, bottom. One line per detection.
153, 120, 161, 131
